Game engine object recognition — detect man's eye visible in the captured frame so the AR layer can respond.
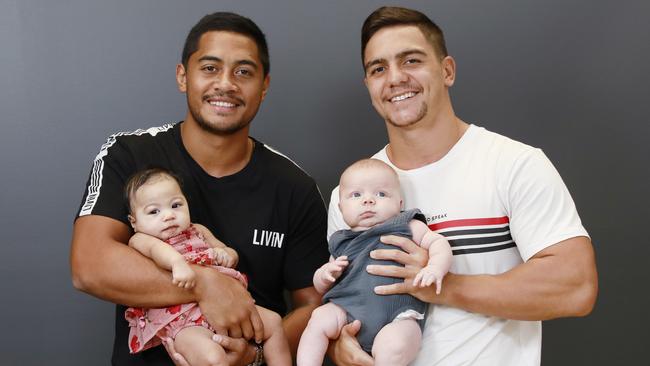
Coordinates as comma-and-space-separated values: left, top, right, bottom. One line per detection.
202, 65, 217, 72
235, 68, 252, 76
370, 66, 385, 75
405, 58, 420, 65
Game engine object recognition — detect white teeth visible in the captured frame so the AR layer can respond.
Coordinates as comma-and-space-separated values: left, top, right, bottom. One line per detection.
209, 101, 236, 108
391, 92, 416, 102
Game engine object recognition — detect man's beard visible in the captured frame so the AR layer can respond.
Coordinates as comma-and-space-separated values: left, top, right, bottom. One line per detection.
188, 97, 251, 136
386, 102, 428, 128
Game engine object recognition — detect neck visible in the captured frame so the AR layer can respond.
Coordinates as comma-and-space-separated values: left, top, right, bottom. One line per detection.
180, 119, 253, 178
385, 107, 468, 170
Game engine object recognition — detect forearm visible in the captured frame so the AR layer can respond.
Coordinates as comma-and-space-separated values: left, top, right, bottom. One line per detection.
74, 242, 198, 307
71, 216, 196, 307
282, 302, 319, 355
312, 267, 332, 294
425, 238, 598, 320
423, 233, 452, 270
284, 287, 322, 356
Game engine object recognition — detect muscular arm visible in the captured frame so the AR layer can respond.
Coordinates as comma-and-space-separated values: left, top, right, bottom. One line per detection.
71, 215, 193, 305
282, 286, 322, 356
70, 215, 263, 340
369, 235, 598, 320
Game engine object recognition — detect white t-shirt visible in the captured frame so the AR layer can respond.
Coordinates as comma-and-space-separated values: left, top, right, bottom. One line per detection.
328, 125, 588, 366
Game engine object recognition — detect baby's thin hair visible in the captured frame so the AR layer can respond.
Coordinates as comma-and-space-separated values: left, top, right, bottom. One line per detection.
124, 168, 184, 214
340, 158, 399, 183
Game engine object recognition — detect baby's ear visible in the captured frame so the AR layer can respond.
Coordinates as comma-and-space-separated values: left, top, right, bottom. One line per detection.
127, 215, 137, 230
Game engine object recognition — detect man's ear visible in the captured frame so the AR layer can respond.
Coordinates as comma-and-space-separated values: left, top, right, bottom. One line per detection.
176, 64, 187, 93
261, 74, 270, 101
128, 215, 137, 231
441, 56, 456, 87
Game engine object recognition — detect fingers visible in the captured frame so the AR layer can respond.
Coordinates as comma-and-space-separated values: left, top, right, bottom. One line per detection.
370, 248, 413, 265
172, 279, 195, 289
374, 282, 407, 296
249, 306, 264, 343
324, 272, 336, 283
424, 275, 435, 287
161, 338, 190, 366
332, 320, 374, 366
240, 317, 254, 341
228, 324, 243, 339
412, 272, 424, 287
212, 334, 247, 352
341, 319, 362, 337
225, 256, 235, 268
212, 325, 227, 336
380, 235, 421, 253
436, 278, 443, 295
367, 263, 411, 279
214, 335, 254, 366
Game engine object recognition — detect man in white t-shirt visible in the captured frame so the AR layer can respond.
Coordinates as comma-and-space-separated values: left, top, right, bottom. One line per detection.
327, 6, 598, 366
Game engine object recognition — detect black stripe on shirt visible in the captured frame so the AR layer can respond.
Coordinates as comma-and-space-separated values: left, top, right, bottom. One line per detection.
448, 233, 513, 247
453, 242, 517, 256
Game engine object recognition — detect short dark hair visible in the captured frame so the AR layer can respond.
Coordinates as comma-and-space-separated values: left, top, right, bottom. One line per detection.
181, 12, 270, 76
124, 168, 184, 214
361, 6, 448, 64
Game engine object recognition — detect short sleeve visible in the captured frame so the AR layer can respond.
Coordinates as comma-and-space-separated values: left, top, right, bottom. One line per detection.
502, 148, 589, 261
283, 181, 329, 290
76, 135, 133, 225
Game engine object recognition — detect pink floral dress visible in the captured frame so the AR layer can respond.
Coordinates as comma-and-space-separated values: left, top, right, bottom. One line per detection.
125, 225, 247, 353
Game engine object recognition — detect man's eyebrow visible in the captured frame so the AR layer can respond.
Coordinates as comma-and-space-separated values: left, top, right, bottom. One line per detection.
236, 59, 259, 69
197, 55, 258, 69
364, 48, 428, 71
198, 55, 223, 63
396, 49, 427, 60
364, 58, 386, 72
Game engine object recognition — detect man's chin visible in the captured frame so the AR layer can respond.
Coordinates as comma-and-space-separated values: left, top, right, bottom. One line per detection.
196, 118, 250, 136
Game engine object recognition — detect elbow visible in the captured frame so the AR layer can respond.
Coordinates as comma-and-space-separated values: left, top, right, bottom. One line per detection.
566, 272, 599, 317
70, 261, 91, 292
573, 280, 598, 317
70, 254, 100, 294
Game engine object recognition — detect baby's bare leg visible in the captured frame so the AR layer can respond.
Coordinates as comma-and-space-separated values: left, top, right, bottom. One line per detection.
173, 326, 226, 366
296, 302, 348, 366
372, 319, 422, 366
256, 305, 291, 366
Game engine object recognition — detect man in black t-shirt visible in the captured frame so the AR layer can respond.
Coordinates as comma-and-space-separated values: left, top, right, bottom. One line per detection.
71, 12, 328, 366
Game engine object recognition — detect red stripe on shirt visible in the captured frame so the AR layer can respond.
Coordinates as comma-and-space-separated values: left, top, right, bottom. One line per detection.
428, 216, 510, 231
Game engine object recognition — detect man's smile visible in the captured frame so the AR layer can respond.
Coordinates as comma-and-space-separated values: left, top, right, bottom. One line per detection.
390, 91, 417, 103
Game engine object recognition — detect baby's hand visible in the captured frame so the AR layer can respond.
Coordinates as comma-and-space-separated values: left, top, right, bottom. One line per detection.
413, 265, 446, 294
210, 247, 237, 268
320, 256, 349, 283
171, 261, 196, 289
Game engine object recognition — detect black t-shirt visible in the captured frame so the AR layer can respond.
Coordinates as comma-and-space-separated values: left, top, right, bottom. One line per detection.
76, 122, 328, 365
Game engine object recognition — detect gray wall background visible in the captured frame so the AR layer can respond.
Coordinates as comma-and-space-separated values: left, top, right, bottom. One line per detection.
1, 0, 648, 365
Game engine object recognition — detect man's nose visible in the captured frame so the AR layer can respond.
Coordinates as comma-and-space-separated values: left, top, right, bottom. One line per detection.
214, 72, 238, 92
387, 65, 409, 85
